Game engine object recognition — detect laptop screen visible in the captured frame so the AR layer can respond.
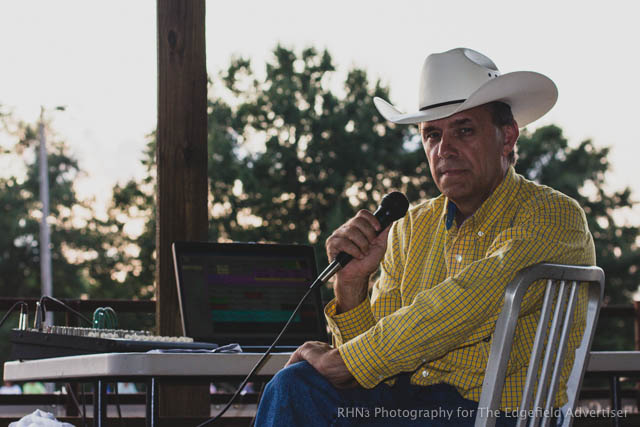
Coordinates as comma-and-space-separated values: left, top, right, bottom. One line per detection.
172, 241, 327, 346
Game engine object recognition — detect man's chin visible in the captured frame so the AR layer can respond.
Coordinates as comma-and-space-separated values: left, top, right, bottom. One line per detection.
440, 186, 471, 202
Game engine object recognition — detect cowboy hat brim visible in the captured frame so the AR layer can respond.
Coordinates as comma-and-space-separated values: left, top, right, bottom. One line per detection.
374, 71, 558, 128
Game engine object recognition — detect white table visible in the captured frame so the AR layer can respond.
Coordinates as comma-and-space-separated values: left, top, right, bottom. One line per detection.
7, 351, 638, 427
4, 352, 291, 427
587, 351, 640, 373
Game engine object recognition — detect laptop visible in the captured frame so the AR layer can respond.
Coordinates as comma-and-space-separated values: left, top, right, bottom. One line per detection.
172, 241, 328, 351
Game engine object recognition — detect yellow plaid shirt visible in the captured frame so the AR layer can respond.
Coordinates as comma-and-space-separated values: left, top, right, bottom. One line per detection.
325, 167, 595, 410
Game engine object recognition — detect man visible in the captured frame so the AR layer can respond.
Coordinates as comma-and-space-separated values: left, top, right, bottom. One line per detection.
255, 48, 595, 426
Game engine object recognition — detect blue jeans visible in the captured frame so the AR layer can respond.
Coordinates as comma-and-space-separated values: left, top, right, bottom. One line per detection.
255, 361, 517, 426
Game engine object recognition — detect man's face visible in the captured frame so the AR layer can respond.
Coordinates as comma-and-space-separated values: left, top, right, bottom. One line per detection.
420, 105, 517, 214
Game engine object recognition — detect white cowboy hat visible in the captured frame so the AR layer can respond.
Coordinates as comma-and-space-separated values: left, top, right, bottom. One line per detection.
374, 48, 557, 128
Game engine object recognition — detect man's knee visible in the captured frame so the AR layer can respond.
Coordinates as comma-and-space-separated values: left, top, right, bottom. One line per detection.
264, 361, 323, 395
274, 361, 317, 381
257, 361, 344, 425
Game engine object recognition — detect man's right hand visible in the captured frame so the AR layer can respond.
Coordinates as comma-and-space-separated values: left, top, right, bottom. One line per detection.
325, 210, 391, 314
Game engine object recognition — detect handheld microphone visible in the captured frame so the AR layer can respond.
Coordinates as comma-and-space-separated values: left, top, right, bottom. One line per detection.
317, 191, 409, 284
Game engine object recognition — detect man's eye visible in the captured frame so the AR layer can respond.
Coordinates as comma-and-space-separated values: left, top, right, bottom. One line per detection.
425, 132, 441, 141
459, 127, 473, 136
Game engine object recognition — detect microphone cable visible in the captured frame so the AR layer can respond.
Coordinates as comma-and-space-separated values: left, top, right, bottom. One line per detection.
195, 275, 324, 426
195, 191, 409, 426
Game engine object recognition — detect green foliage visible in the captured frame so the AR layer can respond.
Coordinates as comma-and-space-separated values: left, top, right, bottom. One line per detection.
83, 139, 157, 300
515, 126, 640, 304
0, 115, 155, 302
207, 45, 433, 264
515, 126, 640, 350
0, 121, 88, 299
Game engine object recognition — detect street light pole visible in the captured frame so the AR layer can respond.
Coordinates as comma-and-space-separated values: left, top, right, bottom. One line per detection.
38, 106, 53, 326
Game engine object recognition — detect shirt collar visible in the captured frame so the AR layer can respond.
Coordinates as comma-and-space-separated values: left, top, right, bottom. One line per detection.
442, 166, 519, 231
445, 201, 457, 230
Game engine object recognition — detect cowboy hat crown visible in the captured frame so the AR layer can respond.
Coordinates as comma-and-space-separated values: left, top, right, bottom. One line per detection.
374, 48, 558, 128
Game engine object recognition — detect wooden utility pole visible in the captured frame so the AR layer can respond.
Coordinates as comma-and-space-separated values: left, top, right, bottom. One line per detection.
157, 0, 209, 417
38, 107, 53, 327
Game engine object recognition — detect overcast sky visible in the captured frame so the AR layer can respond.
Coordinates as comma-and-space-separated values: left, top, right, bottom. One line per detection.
1, 1, 639, 222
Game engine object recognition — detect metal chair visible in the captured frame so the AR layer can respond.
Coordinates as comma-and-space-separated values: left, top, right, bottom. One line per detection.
475, 263, 604, 427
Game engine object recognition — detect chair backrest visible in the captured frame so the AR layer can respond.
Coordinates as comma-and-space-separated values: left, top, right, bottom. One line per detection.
475, 263, 604, 427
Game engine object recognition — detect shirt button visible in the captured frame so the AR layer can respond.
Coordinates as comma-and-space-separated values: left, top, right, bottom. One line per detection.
422, 370, 429, 378
455, 255, 462, 262
477, 231, 484, 237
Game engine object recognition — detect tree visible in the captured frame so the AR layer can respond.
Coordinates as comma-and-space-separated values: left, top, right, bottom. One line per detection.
515, 126, 639, 305
0, 119, 88, 299
82, 139, 157, 300
207, 45, 432, 263
108, 45, 432, 305
514, 126, 640, 350
0, 114, 155, 302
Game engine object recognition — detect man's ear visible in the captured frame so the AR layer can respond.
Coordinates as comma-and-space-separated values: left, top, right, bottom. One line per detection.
501, 122, 519, 157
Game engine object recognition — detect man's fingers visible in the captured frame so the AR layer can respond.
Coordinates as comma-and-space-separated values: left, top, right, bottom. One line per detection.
373, 225, 391, 246
326, 211, 382, 260
328, 236, 366, 260
354, 209, 382, 232
283, 342, 356, 390
285, 348, 303, 367
284, 341, 324, 367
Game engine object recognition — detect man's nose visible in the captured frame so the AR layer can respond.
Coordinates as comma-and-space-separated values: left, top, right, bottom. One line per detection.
437, 133, 458, 158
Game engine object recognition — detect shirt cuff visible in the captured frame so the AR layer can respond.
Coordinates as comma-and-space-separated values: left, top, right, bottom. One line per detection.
324, 297, 376, 345
338, 331, 394, 389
